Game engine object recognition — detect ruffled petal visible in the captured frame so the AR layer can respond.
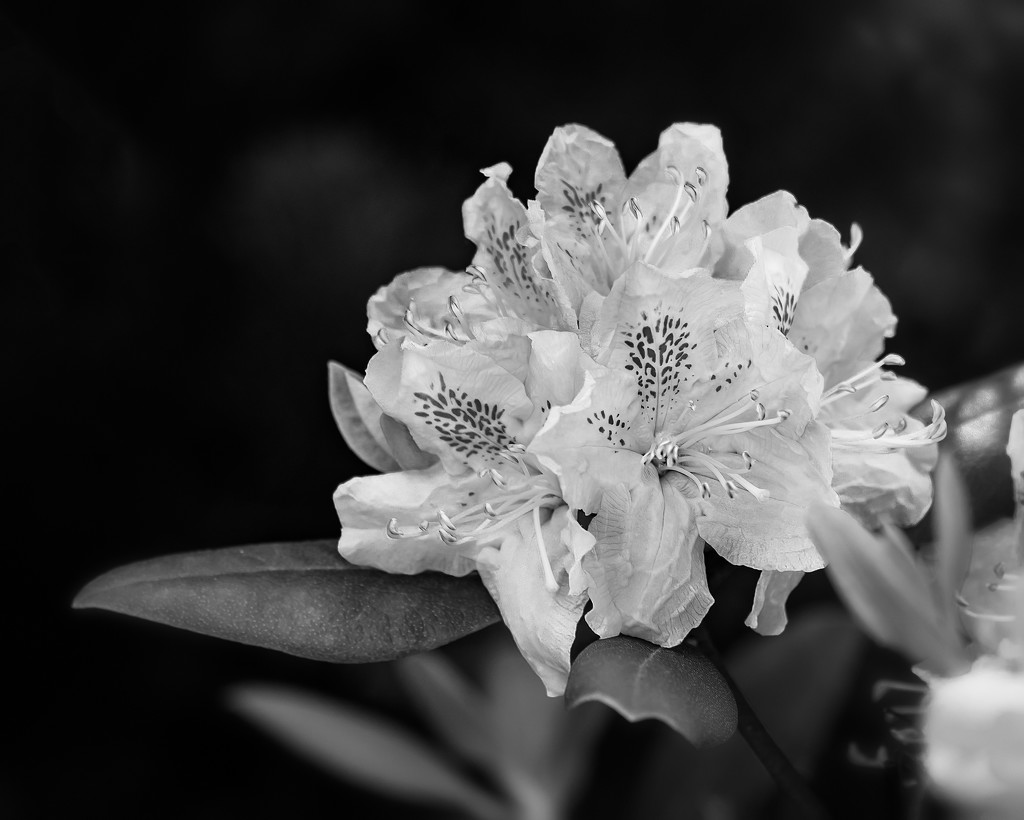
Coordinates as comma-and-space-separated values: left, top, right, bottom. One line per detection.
463, 164, 569, 329
364, 340, 533, 475
788, 268, 896, 377
477, 507, 588, 696
744, 570, 804, 636
334, 464, 495, 576
590, 263, 744, 437
697, 421, 838, 571
714, 190, 809, 281
521, 330, 602, 440
583, 470, 713, 646
739, 226, 809, 336
529, 368, 646, 514
366, 266, 495, 349
622, 123, 730, 272
328, 361, 400, 473
798, 218, 849, 289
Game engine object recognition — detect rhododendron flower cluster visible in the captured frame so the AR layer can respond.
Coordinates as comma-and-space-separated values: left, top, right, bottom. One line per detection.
331, 123, 945, 695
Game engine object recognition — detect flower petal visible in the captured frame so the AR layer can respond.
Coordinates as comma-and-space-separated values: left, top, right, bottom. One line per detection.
364, 340, 533, 475
1009, 410, 1024, 561
622, 123, 730, 270
463, 164, 568, 329
739, 225, 809, 336
715, 190, 809, 281
529, 368, 646, 514
788, 268, 896, 377
583, 470, 713, 646
366, 266, 494, 348
328, 361, 400, 473
590, 264, 743, 437
334, 465, 494, 576
744, 570, 805, 636
477, 507, 588, 696
698, 421, 838, 571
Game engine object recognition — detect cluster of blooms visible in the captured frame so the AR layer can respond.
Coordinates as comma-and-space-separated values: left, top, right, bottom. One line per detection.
809, 411, 1024, 814
331, 124, 946, 695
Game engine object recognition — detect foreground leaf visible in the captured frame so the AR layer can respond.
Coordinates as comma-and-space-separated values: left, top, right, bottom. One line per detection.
924, 362, 1024, 529
564, 636, 737, 747
229, 684, 508, 820
74, 540, 499, 662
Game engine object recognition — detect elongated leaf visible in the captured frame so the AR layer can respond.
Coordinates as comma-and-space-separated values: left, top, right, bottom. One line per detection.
73, 540, 499, 662
564, 636, 737, 748
931, 455, 973, 622
396, 653, 498, 767
229, 684, 508, 820
924, 362, 1024, 528
807, 505, 968, 675
328, 361, 400, 473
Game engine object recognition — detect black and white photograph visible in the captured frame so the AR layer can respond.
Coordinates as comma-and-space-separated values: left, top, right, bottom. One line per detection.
5, 2, 1024, 818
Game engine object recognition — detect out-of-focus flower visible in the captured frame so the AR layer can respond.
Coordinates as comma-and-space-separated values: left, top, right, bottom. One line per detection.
808, 410, 1024, 814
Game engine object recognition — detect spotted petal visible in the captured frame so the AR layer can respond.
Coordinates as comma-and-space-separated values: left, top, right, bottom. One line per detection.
584, 469, 713, 646
365, 340, 533, 475
464, 164, 571, 330
477, 507, 588, 696
590, 264, 744, 437
697, 420, 838, 572
334, 464, 495, 577
529, 368, 645, 514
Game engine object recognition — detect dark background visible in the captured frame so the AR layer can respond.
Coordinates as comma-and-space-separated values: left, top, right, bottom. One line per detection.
4, 1, 1024, 817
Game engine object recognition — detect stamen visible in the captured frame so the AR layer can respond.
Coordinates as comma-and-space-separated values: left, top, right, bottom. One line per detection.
534, 506, 559, 592
374, 328, 389, 348
694, 166, 708, 186
448, 296, 464, 322
869, 394, 890, 412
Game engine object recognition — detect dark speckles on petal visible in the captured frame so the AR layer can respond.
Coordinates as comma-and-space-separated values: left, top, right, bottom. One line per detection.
622, 307, 693, 431
414, 373, 514, 464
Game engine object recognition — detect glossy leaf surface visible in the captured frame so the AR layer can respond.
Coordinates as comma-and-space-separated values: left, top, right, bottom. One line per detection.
74, 540, 499, 662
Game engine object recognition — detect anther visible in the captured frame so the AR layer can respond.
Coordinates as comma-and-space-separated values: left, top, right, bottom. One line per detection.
726, 480, 740, 499
882, 354, 906, 367
777, 409, 792, 421
438, 528, 460, 545
590, 200, 608, 221
687, 399, 697, 412
702, 220, 711, 238
755, 402, 766, 421
374, 328, 389, 347
695, 166, 708, 186
869, 395, 890, 412
466, 264, 487, 280
683, 181, 698, 202
670, 215, 681, 235
403, 308, 418, 333
444, 322, 461, 342
437, 509, 456, 533
385, 518, 403, 539
487, 469, 508, 488
749, 389, 760, 401
484, 502, 498, 518
872, 422, 890, 439
507, 443, 526, 454
418, 520, 430, 533
628, 197, 643, 221
448, 296, 464, 321
742, 451, 754, 470
701, 482, 712, 499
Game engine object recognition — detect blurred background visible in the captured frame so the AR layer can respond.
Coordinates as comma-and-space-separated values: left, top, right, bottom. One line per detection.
4, 1, 1024, 817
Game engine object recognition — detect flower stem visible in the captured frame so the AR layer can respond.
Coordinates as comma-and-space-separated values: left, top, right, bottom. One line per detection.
692, 629, 832, 820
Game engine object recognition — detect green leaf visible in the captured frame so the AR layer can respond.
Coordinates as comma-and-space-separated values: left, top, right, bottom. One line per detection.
228, 684, 508, 820
924, 362, 1024, 529
563, 636, 737, 748
73, 540, 500, 662
328, 361, 400, 473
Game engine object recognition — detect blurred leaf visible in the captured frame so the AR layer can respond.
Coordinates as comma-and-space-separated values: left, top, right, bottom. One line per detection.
808, 506, 968, 675
923, 362, 1024, 529
328, 361, 399, 473
931, 454, 973, 620
396, 653, 498, 767
564, 636, 737, 748
74, 540, 499, 662
631, 609, 863, 820
229, 684, 508, 820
